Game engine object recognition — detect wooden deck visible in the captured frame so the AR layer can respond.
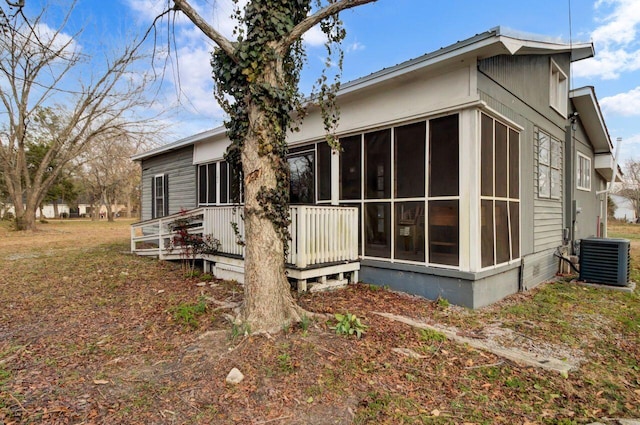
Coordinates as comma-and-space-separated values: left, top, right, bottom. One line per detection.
131, 206, 360, 291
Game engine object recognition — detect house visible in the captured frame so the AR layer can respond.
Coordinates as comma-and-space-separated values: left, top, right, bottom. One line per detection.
131, 27, 618, 308
2, 202, 127, 219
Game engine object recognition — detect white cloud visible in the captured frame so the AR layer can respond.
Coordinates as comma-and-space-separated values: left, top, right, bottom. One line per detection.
170, 46, 219, 113
33, 22, 79, 58
593, 0, 640, 45
617, 132, 640, 163
573, 0, 640, 79
346, 41, 365, 53
601, 86, 640, 116
123, 0, 170, 24
303, 25, 328, 47
125, 0, 246, 38
124, 0, 242, 126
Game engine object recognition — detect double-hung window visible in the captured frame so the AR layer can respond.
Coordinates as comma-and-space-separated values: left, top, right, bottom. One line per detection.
537, 129, 561, 200
577, 152, 592, 191
152, 174, 168, 218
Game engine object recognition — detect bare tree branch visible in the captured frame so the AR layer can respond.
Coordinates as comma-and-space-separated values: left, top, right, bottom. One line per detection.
171, 0, 237, 60
281, 0, 377, 48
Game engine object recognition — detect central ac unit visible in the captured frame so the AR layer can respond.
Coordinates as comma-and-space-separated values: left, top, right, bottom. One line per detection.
579, 238, 630, 287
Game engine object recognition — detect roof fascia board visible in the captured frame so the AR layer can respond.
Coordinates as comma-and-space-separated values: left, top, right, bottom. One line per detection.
338, 34, 592, 97
134, 28, 595, 160
132, 127, 227, 161
570, 86, 613, 153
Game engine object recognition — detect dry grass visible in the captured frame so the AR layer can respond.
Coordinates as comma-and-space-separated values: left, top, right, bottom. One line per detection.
0, 219, 639, 424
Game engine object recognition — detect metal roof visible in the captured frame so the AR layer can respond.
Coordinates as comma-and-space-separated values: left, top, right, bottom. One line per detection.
134, 26, 594, 161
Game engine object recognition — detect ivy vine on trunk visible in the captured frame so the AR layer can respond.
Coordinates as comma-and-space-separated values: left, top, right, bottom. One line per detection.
170, 0, 377, 333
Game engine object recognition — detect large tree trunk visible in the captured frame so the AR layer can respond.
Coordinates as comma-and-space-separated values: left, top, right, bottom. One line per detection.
104, 193, 115, 222
14, 195, 39, 231
239, 105, 303, 334
14, 208, 36, 231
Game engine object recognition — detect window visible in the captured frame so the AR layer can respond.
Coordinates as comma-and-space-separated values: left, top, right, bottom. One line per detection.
317, 142, 332, 201
428, 114, 459, 266
550, 59, 568, 115
365, 203, 391, 258
429, 115, 459, 197
339, 135, 362, 200
288, 149, 315, 204
218, 161, 243, 204
395, 201, 425, 262
537, 129, 561, 200
577, 152, 592, 191
337, 114, 457, 266
365, 129, 391, 199
395, 122, 426, 198
480, 113, 520, 268
152, 174, 168, 218
198, 163, 217, 205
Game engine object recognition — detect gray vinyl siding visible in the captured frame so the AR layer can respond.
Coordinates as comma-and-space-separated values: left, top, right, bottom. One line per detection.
573, 131, 600, 241
521, 248, 559, 291
478, 54, 570, 131
477, 53, 569, 287
140, 146, 197, 221
477, 73, 565, 257
533, 129, 564, 252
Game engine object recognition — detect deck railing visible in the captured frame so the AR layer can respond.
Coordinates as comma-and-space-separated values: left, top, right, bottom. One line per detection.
131, 205, 359, 268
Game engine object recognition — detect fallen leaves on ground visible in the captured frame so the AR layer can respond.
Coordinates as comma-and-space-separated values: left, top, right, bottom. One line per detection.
0, 220, 638, 424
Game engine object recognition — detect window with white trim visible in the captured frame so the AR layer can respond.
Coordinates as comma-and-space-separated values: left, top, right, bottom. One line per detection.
537, 129, 561, 200
577, 152, 592, 191
152, 174, 168, 218
550, 59, 568, 115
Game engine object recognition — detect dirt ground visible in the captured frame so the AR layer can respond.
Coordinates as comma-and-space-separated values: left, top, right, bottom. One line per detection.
0, 219, 639, 424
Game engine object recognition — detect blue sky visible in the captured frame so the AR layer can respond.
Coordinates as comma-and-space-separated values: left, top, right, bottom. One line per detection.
18, 0, 640, 162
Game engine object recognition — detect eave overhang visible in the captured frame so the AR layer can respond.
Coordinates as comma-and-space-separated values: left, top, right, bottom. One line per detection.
570, 86, 613, 154
131, 127, 227, 162
134, 27, 595, 161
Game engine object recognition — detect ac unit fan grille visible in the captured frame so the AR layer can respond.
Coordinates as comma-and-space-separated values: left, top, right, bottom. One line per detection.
579, 238, 630, 287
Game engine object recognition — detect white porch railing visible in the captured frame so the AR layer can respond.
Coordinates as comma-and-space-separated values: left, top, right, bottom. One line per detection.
131, 205, 359, 269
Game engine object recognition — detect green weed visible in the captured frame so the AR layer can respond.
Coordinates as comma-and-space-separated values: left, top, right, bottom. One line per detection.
330, 312, 367, 338
418, 327, 447, 343
436, 296, 450, 308
0, 366, 10, 386
277, 352, 294, 373
229, 322, 250, 340
170, 297, 208, 329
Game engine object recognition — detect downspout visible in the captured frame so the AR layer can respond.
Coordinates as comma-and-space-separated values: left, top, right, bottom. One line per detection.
564, 120, 576, 254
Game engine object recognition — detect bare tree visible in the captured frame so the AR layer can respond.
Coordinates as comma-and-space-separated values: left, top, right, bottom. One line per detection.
617, 159, 640, 221
82, 133, 145, 222
0, 1, 161, 230
158, 0, 377, 333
